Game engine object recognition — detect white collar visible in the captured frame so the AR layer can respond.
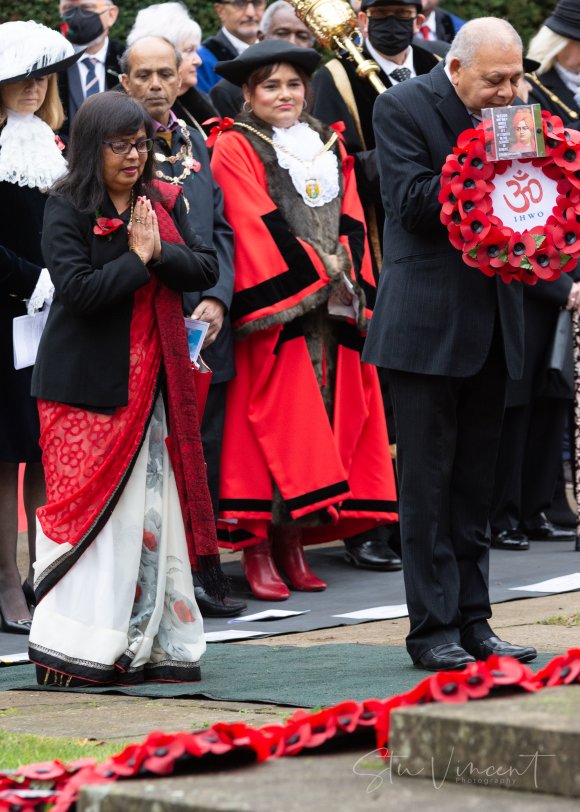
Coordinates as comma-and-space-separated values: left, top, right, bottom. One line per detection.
221, 27, 252, 54
271, 121, 340, 207
0, 110, 67, 191
365, 39, 415, 81
424, 12, 437, 35
76, 36, 109, 63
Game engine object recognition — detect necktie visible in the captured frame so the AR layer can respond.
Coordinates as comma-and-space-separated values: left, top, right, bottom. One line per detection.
420, 25, 430, 40
82, 57, 100, 97
390, 67, 412, 83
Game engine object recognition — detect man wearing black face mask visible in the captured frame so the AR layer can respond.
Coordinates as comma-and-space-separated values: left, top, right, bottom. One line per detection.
57, 0, 123, 137
311, 0, 437, 573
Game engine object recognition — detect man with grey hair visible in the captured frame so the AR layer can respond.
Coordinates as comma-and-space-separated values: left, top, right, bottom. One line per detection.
364, 17, 538, 670
121, 36, 245, 618
210, 0, 316, 117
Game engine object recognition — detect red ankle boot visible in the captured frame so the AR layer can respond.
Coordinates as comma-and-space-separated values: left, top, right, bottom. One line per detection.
272, 528, 327, 592
242, 539, 290, 601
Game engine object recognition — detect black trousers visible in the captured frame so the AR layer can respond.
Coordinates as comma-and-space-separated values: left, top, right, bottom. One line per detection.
491, 398, 569, 531
388, 332, 507, 661
200, 381, 227, 520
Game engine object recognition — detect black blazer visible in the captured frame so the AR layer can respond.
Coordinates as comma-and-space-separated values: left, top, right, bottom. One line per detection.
32, 193, 218, 408
528, 68, 580, 130
154, 125, 235, 383
201, 30, 238, 62
210, 78, 244, 119
363, 61, 524, 379
57, 39, 124, 139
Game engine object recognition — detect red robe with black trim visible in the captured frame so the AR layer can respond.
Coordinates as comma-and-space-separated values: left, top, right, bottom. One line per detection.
211, 127, 397, 549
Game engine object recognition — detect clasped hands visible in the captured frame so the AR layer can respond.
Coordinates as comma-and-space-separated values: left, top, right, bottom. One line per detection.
128, 196, 161, 265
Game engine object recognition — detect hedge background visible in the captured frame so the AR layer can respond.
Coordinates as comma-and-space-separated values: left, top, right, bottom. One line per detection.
0, 2, 562, 50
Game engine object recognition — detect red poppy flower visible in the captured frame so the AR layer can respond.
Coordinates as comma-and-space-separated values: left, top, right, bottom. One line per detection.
429, 670, 471, 703
535, 650, 580, 687
486, 656, 538, 690
458, 188, 493, 216
54, 134, 65, 152
506, 231, 537, 265
546, 210, 580, 253
93, 217, 124, 237
461, 662, 495, 699
441, 155, 462, 180
174, 599, 195, 623
0, 791, 51, 810
459, 209, 491, 248
17, 760, 68, 781
552, 138, 580, 172
450, 175, 490, 203
440, 202, 461, 226
526, 231, 562, 280
142, 530, 156, 551
141, 731, 188, 775
103, 742, 146, 776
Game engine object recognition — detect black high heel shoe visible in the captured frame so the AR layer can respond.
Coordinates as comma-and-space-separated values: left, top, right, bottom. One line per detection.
22, 580, 36, 608
0, 602, 31, 635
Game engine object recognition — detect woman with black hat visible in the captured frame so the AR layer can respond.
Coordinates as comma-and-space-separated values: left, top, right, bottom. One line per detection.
210, 40, 397, 601
0, 21, 82, 634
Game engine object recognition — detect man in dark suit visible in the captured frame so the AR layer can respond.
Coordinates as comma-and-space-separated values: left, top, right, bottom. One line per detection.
210, 0, 316, 118
121, 35, 245, 618
364, 17, 538, 670
196, 0, 267, 94
313, 0, 438, 573
57, 0, 123, 137
414, 0, 462, 45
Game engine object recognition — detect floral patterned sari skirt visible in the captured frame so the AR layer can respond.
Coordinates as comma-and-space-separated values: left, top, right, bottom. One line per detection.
28, 395, 205, 685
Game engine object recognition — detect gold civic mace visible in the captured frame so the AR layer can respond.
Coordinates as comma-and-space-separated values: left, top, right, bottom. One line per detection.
287, 0, 387, 95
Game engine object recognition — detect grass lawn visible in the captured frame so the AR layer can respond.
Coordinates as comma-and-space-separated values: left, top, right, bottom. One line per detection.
0, 731, 124, 770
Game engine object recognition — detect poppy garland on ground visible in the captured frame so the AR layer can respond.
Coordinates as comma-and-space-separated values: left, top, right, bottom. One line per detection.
440, 111, 580, 284
0, 650, 579, 811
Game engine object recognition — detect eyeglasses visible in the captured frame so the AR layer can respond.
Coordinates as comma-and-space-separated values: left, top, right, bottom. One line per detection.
367, 8, 417, 20
217, 0, 267, 9
103, 138, 153, 155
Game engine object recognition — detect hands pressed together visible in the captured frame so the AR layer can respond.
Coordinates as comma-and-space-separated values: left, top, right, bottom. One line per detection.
128, 196, 161, 265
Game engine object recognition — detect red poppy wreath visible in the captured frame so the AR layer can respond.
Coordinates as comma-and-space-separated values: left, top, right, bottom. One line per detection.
439, 111, 580, 284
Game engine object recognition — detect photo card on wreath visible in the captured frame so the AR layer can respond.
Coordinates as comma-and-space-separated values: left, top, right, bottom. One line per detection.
483, 104, 545, 161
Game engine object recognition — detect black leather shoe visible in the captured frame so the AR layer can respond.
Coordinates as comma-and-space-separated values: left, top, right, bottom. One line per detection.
414, 643, 476, 672
490, 529, 529, 550
344, 539, 402, 571
523, 513, 576, 542
194, 586, 247, 618
464, 636, 537, 663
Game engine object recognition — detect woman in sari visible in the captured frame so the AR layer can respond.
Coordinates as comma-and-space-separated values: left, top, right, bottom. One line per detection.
28, 91, 222, 686
211, 41, 398, 600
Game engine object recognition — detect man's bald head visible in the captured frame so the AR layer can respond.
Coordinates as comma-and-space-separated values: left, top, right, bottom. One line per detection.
121, 36, 181, 125
447, 17, 523, 115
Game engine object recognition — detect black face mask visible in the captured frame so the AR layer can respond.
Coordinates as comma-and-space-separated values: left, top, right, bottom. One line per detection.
63, 8, 104, 45
368, 17, 414, 57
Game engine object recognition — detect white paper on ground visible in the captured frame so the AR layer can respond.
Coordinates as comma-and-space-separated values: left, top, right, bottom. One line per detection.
228, 609, 310, 624
205, 629, 269, 642
509, 573, 580, 593
333, 604, 408, 620
0, 652, 29, 664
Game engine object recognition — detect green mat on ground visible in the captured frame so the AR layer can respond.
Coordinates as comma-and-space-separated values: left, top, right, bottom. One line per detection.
0, 645, 558, 708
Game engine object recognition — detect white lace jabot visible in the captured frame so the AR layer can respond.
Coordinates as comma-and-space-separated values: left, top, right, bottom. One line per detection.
0, 110, 67, 191
272, 121, 340, 208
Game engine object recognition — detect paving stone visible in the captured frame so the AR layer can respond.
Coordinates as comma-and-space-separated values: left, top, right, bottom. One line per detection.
389, 685, 580, 798
78, 750, 580, 812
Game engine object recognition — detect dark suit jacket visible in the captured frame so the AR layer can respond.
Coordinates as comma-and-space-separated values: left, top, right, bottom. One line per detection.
363, 61, 524, 380
57, 39, 124, 138
32, 193, 218, 408
528, 68, 580, 130
172, 87, 218, 136
154, 125, 235, 383
311, 45, 439, 262
210, 78, 244, 119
